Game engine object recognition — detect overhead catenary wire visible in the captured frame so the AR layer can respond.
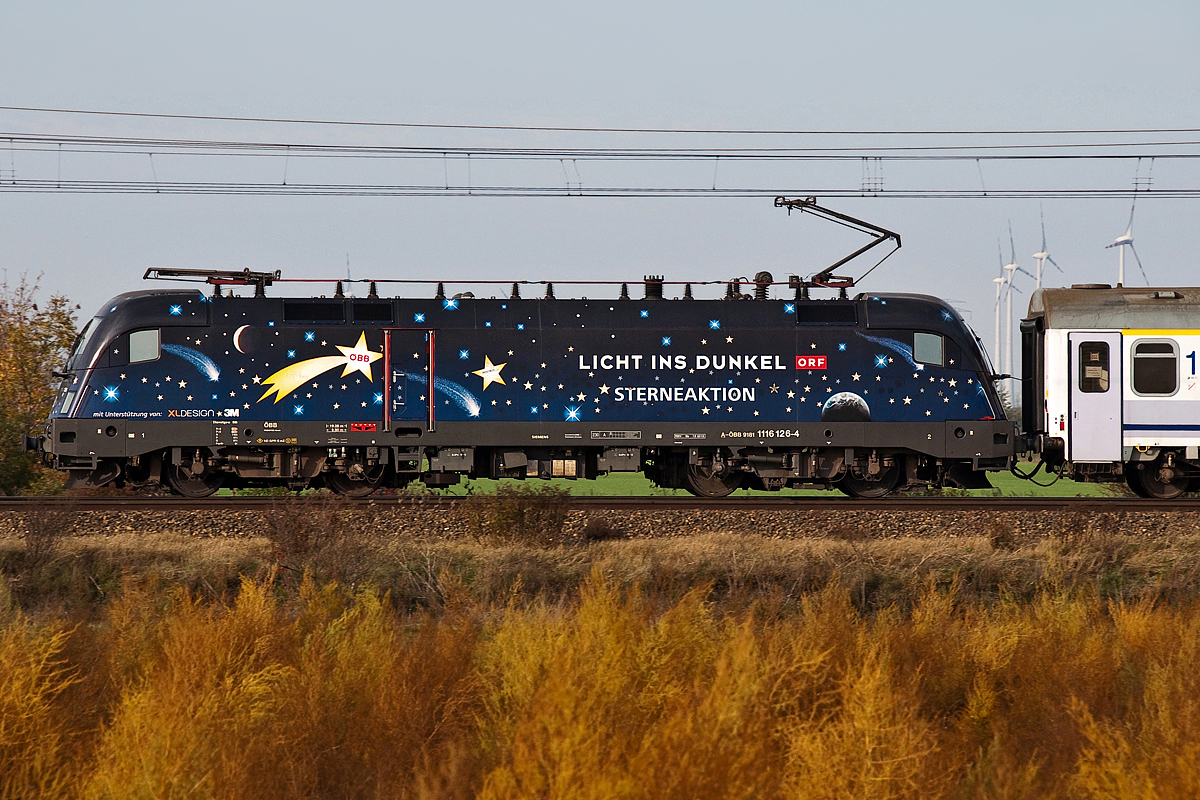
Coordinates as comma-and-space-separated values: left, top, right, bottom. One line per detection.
4, 104, 1200, 137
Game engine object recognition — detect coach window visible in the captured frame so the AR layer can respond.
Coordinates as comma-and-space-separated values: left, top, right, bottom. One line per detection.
128, 329, 161, 363
1132, 340, 1178, 396
1078, 341, 1110, 392
914, 332, 944, 366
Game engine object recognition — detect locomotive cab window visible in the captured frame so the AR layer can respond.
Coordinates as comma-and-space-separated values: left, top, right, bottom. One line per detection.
128, 329, 160, 363
914, 332, 943, 366
1078, 341, 1110, 392
1132, 340, 1178, 396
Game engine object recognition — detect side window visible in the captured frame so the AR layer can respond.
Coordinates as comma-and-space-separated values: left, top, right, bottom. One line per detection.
914, 332, 944, 366
1132, 340, 1178, 395
129, 329, 161, 363
1078, 341, 1110, 392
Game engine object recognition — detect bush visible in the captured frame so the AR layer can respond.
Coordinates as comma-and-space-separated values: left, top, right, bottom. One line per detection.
464, 483, 570, 546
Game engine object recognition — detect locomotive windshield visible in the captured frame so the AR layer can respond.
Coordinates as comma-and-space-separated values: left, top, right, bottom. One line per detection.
65, 316, 102, 371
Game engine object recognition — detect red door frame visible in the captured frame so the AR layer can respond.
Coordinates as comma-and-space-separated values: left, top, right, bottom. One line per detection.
382, 328, 435, 431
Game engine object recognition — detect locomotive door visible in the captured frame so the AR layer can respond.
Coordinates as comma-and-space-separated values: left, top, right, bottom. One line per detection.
384, 329, 435, 430
1068, 331, 1122, 462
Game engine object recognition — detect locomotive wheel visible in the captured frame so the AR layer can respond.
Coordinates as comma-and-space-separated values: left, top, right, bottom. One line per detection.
683, 464, 741, 498
166, 464, 224, 498
836, 466, 901, 499
326, 467, 385, 498
1131, 462, 1189, 500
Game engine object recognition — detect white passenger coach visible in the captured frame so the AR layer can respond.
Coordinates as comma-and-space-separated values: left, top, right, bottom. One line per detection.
1023, 285, 1200, 498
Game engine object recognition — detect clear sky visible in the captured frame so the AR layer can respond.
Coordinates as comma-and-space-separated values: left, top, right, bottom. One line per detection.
2, 0, 1198, 372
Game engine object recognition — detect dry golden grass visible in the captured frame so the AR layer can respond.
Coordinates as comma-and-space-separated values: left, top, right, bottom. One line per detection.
5, 530, 1200, 797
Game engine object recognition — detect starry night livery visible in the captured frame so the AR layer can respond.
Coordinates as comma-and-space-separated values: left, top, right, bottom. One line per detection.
31, 279, 1015, 497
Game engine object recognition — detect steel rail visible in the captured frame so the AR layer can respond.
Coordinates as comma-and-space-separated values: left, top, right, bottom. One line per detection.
0, 496, 1197, 513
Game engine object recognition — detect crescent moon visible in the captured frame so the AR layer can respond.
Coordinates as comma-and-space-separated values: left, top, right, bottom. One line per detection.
233, 325, 250, 354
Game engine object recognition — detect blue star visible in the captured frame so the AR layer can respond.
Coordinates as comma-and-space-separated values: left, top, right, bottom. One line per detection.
941, 310, 954, 321
414, 313, 425, 323
784, 303, 795, 314
875, 354, 888, 369
102, 386, 119, 402
294, 405, 304, 415
443, 298, 459, 310
169, 305, 182, 316
459, 350, 470, 359
485, 321, 492, 327
517, 323, 525, 330
709, 320, 721, 329
198, 294, 208, 303
211, 394, 218, 400
530, 406, 538, 414
640, 310, 649, 318
564, 406, 581, 421
661, 336, 672, 346
501, 304, 507, 309
287, 350, 296, 358
304, 331, 315, 342
838, 343, 847, 351
268, 321, 275, 327
373, 393, 383, 405
110, 306, 118, 312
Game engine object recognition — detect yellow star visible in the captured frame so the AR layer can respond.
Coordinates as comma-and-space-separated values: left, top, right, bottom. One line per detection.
336, 332, 383, 380
473, 355, 508, 390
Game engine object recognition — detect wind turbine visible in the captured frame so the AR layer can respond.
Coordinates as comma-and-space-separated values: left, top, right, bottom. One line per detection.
1002, 226, 1033, 405
1031, 205, 1064, 289
1106, 196, 1149, 286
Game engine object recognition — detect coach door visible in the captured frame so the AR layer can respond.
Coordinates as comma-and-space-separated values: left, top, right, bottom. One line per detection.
1068, 331, 1121, 462
384, 329, 435, 430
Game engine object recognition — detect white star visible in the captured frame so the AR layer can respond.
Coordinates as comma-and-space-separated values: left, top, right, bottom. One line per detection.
889, 398, 895, 404
157, 395, 163, 401
949, 379, 957, 387
785, 407, 791, 412
239, 368, 245, 374
253, 375, 261, 384
702, 406, 710, 414
599, 384, 610, 394
179, 380, 187, 388
787, 390, 795, 398
141, 377, 147, 383
568, 346, 574, 352
903, 396, 912, 404
753, 410, 760, 416
524, 382, 533, 390
726, 336, 733, 343
362, 401, 368, 407
925, 410, 932, 416
576, 393, 587, 401
333, 403, 340, 409
186, 395, 193, 401
851, 373, 861, 381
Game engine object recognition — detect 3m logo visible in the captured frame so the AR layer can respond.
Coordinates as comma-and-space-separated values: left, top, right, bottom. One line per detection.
350, 423, 377, 432
796, 355, 828, 369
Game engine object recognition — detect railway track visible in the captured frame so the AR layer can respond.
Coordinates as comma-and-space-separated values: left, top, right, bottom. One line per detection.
0, 495, 1198, 513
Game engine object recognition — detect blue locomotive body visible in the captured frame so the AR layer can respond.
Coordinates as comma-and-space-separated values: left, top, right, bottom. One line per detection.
32, 281, 1014, 497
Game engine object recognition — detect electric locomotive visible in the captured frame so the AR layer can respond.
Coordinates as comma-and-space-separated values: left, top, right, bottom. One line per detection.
1022, 284, 1200, 498
27, 266, 1014, 498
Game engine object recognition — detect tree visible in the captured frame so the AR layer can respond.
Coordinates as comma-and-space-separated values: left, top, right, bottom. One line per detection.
0, 275, 79, 494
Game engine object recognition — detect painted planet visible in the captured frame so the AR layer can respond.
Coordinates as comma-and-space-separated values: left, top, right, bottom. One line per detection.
821, 391, 871, 422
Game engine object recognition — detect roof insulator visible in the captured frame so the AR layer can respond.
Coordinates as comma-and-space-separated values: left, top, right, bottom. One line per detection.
754, 271, 773, 301
683, 283, 694, 300
619, 283, 630, 300
511, 282, 521, 300
643, 275, 664, 300
335, 281, 344, 298
544, 282, 555, 300
368, 281, 378, 299
435, 282, 446, 300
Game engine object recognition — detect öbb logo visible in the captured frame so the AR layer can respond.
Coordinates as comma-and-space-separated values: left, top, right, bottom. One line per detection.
348, 352, 371, 363
796, 355, 827, 370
